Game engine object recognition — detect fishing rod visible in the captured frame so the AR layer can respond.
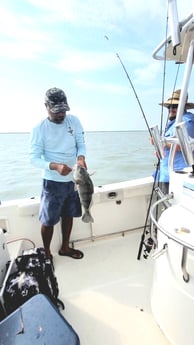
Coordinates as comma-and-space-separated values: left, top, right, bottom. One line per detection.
105, 35, 161, 260
104, 35, 152, 137
136, 162, 159, 260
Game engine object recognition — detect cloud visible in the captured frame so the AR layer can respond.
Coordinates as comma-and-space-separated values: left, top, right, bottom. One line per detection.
0, 41, 46, 60
1, 0, 186, 69
0, 5, 51, 60
26, 0, 127, 23
134, 61, 162, 86
0, 5, 47, 41
56, 50, 117, 72
26, 0, 166, 29
75, 79, 128, 94
0, 0, 193, 134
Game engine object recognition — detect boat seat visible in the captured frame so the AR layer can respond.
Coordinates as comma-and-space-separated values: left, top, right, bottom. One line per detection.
0, 294, 80, 345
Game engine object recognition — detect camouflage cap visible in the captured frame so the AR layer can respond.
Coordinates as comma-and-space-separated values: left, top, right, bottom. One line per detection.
45, 87, 70, 113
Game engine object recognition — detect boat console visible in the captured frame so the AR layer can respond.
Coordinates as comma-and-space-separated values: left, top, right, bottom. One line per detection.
150, 2, 194, 344
150, 167, 194, 345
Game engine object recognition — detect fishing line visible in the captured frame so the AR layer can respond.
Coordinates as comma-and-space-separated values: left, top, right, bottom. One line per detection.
159, 4, 169, 135
160, 3, 182, 134
105, 35, 152, 137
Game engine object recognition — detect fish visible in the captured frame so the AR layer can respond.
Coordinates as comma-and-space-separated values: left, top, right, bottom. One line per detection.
73, 164, 94, 223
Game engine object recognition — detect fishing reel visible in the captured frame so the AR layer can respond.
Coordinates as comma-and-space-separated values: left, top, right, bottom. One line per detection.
143, 237, 154, 259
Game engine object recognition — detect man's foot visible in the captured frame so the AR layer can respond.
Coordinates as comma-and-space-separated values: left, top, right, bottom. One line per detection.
58, 248, 84, 259
44, 249, 52, 259
45, 253, 53, 259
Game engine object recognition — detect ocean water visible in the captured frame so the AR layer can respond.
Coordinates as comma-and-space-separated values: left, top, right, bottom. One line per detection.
0, 131, 155, 201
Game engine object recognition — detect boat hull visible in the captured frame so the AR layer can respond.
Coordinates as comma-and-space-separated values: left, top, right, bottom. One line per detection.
151, 205, 194, 345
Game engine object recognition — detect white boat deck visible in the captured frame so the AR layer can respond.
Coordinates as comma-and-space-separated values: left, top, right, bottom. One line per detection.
53, 230, 170, 345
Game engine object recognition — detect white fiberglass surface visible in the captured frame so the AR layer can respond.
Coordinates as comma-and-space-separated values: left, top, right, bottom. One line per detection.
53, 231, 170, 345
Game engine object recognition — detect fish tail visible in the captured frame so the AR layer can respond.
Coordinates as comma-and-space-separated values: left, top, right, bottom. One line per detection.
82, 211, 94, 223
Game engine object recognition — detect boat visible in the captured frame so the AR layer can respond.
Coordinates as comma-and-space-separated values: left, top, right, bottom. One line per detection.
0, 1, 194, 344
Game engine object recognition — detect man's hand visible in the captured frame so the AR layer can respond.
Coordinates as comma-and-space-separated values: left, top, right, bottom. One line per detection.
49, 163, 72, 175
77, 155, 87, 169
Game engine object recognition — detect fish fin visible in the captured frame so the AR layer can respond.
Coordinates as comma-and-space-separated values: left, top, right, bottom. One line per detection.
89, 171, 96, 176
82, 211, 94, 223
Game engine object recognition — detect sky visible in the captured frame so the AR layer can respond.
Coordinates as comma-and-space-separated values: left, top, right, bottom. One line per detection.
0, 0, 194, 132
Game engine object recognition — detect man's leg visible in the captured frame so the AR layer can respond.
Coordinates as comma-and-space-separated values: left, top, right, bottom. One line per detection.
60, 216, 73, 251
41, 224, 54, 258
59, 216, 84, 259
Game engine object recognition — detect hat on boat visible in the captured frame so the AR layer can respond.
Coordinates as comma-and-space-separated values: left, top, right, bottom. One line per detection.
45, 87, 70, 113
159, 89, 194, 109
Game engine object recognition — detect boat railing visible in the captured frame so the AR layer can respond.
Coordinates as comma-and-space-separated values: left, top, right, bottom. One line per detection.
152, 13, 193, 61
150, 194, 194, 250
150, 194, 192, 282
151, 29, 194, 179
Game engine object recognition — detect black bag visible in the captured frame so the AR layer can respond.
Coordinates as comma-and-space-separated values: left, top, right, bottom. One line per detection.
3, 247, 64, 314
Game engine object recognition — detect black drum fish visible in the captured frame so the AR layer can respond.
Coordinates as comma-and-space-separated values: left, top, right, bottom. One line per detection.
73, 165, 94, 223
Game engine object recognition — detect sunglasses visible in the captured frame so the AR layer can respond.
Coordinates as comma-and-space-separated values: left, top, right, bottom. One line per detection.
167, 104, 178, 109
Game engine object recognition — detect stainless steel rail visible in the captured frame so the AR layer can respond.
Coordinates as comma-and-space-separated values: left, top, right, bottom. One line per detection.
150, 195, 194, 250
150, 195, 193, 282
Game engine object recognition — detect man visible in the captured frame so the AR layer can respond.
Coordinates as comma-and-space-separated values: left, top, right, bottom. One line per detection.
155, 89, 194, 194
30, 87, 87, 259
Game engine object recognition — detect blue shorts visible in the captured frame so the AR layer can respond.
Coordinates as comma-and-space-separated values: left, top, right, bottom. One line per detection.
39, 180, 82, 226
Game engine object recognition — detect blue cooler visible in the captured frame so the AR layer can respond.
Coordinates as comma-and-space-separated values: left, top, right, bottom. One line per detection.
0, 294, 80, 345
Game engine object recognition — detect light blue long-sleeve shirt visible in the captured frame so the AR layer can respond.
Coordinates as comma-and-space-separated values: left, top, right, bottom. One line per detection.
158, 111, 194, 182
30, 115, 86, 182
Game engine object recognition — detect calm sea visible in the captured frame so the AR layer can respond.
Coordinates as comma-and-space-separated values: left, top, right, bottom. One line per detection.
0, 131, 155, 201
